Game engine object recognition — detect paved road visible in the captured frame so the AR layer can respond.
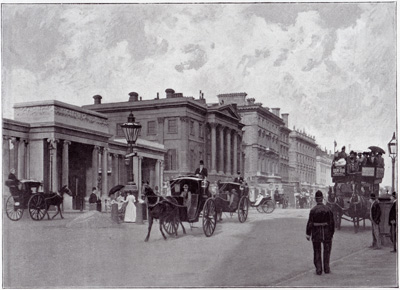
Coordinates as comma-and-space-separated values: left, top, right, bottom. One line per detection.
3, 207, 398, 287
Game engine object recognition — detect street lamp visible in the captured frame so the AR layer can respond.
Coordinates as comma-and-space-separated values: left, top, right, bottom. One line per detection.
120, 112, 142, 223
388, 132, 397, 193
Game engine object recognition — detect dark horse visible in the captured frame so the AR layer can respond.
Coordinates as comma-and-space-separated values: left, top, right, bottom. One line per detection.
143, 186, 186, 242
326, 187, 344, 230
44, 185, 73, 219
348, 192, 370, 233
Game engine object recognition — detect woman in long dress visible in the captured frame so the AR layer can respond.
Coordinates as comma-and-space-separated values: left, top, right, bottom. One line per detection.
124, 192, 137, 223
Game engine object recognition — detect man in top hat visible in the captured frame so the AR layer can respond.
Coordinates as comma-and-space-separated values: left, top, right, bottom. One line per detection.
389, 192, 397, 252
194, 160, 208, 179
306, 190, 335, 275
338, 146, 347, 159
369, 193, 381, 249
234, 171, 244, 183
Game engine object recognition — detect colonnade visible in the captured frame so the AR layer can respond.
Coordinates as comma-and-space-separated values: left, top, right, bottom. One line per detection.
209, 123, 242, 176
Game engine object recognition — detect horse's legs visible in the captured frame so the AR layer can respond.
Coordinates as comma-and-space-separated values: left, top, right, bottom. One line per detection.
159, 216, 168, 240
46, 205, 51, 220
180, 220, 186, 235
144, 216, 153, 242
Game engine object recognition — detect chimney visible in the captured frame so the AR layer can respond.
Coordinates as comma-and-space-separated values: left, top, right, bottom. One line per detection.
93, 95, 102, 105
199, 90, 202, 98
165, 88, 175, 98
128, 92, 139, 102
271, 108, 280, 117
281, 113, 289, 127
156, 92, 159, 99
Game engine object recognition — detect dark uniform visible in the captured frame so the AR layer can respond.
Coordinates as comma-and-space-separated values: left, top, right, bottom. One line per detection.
306, 191, 335, 275
389, 197, 397, 252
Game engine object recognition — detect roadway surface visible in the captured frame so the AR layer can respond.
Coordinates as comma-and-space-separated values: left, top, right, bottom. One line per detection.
3, 207, 398, 288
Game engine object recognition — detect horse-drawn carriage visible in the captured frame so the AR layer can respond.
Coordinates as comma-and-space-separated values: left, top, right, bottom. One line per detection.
329, 153, 385, 232
143, 175, 218, 241
5, 179, 72, 221
214, 181, 251, 221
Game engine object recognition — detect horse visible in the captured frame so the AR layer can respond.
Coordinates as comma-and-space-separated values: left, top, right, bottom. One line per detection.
348, 192, 370, 233
326, 188, 344, 230
143, 186, 186, 242
44, 185, 73, 219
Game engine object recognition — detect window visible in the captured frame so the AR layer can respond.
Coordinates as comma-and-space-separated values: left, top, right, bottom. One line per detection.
168, 119, 177, 133
116, 123, 124, 137
147, 121, 156, 135
199, 123, 204, 138
190, 120, 195, 135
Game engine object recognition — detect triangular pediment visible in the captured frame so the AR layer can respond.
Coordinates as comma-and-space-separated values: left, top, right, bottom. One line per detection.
216, 104, 241, 120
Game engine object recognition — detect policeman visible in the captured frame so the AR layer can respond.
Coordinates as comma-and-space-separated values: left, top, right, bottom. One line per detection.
306, 190, 335, 275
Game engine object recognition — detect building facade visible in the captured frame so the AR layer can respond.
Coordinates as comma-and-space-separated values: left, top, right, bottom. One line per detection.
216, 93, 291, 197
3, 100, 165, 211
288, 128, 317, 194
83, 89, 244, 183
315, 147, 334, 192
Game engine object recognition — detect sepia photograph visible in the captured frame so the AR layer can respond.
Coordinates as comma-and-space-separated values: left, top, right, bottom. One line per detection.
1, 1, 398, 288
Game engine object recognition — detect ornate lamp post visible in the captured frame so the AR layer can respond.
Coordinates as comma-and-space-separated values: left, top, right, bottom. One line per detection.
120, 112, 142, 223
388, 132, 397, 193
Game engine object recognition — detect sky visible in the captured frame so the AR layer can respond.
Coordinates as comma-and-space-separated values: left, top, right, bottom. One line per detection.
1, 2, 397, 187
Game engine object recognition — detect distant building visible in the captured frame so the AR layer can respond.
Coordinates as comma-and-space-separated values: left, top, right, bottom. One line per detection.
83, 89, 244, 182
316, 147, 334, 192
288, 128, 317, 194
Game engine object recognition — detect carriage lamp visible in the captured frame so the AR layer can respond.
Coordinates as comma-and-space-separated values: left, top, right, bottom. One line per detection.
388, 132, 397, 193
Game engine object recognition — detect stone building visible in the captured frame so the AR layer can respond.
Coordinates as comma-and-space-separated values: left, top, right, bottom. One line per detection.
3, 100, 165, 210
83, 89, 244, 182
216, 93, 291, 197
315, 147, 334, 192
288, 127, 317, 194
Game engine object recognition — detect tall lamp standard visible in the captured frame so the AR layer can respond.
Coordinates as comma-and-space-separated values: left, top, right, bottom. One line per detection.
121, 112, 142, 223
388, 132, 397, 193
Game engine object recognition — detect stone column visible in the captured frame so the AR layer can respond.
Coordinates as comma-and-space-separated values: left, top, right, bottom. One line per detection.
62, 140, 72, 210
11, 137, 19, 175
219, 126, 225, 174
112, 154, 119, 186
47, 138, 59, 192
159, 160, 164, 192
226, 129, 232, 176
3, 136, 10, 199
155, 159, 160, 190
17, 139, 26, 179
238, 135, 243, 175
210, 123, 217, 174
233, 131, 238, 175
92, 146, 100, 190
101, 147, 108, 200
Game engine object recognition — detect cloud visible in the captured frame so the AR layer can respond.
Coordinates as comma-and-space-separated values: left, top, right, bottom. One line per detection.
2, 3, 396, 185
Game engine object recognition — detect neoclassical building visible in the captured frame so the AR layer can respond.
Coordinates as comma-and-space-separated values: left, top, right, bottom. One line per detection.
3, 100, 165, 210
216, 93, 291, 197
83, 89, 245, 182
315, 147, 334, 192
288, 128, 317, 193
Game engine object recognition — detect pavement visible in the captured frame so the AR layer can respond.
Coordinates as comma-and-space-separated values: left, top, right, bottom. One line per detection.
3, 207, 398, 288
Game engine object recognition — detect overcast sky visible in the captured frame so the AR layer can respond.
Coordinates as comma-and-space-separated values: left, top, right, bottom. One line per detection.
1, 3, 397, 186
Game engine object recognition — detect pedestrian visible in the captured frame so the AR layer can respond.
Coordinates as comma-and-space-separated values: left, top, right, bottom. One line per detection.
124, 192, 137, 223
369, 193, 382, 250
194, 160, 208, 179
306, 190, 335, 275
389, 192, 397, 253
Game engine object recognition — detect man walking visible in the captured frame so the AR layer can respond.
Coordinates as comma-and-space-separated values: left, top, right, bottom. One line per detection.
306, 190, 335, 275
369, 193, 381, 249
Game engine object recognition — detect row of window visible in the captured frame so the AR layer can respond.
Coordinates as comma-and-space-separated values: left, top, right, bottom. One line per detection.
116, 118, 205, 138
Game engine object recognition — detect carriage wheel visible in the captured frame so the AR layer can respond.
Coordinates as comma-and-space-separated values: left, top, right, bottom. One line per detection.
162, 213, 179, 236
238, 196, 249, 223
202, 198, 217, 237
256, 202, 264, 213
263, 200, 275, 214
5, 195, 24, 221
28, 194, 47, 220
